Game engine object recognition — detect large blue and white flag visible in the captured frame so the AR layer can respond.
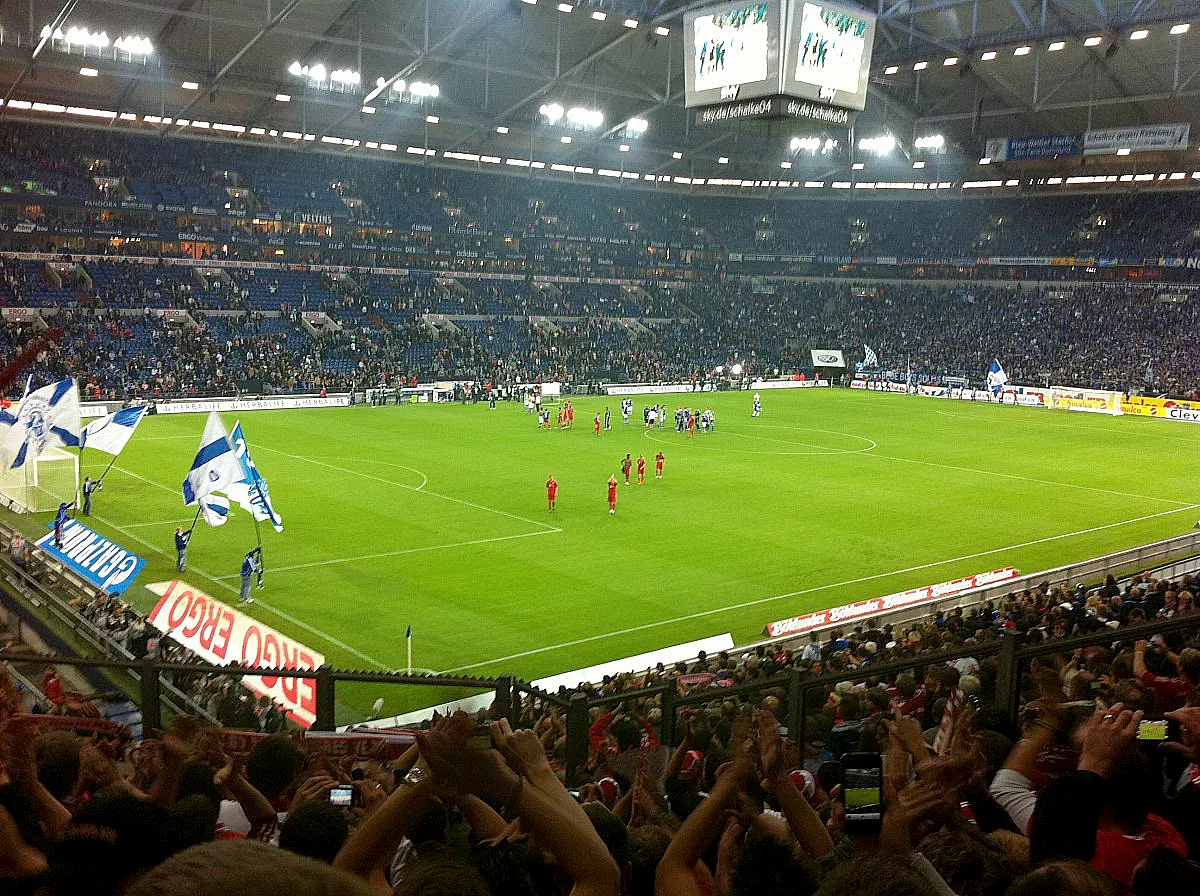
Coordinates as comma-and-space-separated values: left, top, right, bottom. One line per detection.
1144, 359, 1155, 385
182, 412, 243, 507
199, 493, 232, 528
986, 359, 1009, 396
228, 421, 284, 533
0, 378, 80, 469
863, 345, 879, 368
81, 404, 148, 456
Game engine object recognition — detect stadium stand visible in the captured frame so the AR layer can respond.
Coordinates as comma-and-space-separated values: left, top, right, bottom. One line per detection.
3, 1, 1200, 884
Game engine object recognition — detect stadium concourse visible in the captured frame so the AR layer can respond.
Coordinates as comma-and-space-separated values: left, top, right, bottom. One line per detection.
3, 0, 1200, 886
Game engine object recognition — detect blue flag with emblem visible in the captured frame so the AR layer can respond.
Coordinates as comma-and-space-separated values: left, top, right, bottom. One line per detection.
81, 404, 148, 456
986, 359, 1009, 396
0, 378, 80, 469
182, 412, 244, 509
228, 421, 284, 533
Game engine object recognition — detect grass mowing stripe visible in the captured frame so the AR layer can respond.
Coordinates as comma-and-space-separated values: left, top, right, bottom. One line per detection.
440, 502, 1200, 673
92, 512, 395, 670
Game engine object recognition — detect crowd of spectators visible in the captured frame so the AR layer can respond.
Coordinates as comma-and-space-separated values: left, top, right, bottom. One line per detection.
1, 265, 1197, 398
7, 545, 1200, 894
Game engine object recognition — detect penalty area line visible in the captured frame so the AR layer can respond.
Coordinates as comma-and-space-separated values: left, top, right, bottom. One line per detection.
439, 502, 1200, 673
210, 528, 558, 578
253, 445, 562, 534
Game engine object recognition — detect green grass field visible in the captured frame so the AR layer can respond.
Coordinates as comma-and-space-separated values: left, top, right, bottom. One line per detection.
9, 388, 1200, 724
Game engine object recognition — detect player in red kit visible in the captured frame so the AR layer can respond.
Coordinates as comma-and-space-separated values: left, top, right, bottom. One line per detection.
687, 412, 697, 438
621, 453, 632, 485
607, 475, 618, 514
546, 475, 558, 512
566, 402, 575, 428
636, 454, 646, 485
655, 451, 665, 479
594, 413, 601, 436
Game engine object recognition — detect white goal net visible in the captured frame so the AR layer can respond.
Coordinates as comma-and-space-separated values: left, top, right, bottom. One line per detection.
0, 446, 78, 514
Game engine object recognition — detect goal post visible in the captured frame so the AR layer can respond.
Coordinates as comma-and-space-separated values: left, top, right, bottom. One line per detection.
0, 446, 79, 514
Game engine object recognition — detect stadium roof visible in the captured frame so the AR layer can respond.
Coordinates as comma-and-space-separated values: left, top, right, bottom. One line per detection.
1, 0, 1199, 190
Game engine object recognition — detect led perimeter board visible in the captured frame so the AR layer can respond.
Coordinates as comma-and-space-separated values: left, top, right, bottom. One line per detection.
685, 0, 876, 125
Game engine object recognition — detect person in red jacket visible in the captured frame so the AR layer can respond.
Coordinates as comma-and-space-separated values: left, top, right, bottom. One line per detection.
588, 704, 660, 759
636, 454, 646, 485
546, 475, 559, 512
607, 475, 618, 515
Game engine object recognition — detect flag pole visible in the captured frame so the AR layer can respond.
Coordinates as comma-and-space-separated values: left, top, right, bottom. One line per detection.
406, 627, 413, 675
95, 452, 120, 487
187, 504, 202, 535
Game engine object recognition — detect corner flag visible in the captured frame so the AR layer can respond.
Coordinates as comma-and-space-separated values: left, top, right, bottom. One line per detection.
182, 412, 243, 506
81, 404, 148, 456
986, 359, 1009, 396
0, 378, 81, 469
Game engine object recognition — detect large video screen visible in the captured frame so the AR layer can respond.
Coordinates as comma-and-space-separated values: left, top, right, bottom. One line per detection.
684, 2, 784, 108
782, 0, 875, 110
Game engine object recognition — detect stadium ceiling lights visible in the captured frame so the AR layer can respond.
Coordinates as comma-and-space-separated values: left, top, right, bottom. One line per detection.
1084, 36, 1103, 46
851, 161, 865, 170
624, 18, 639, 28
672, 150, 683, 159
942, 56, 958, 66
540, 102, 564, 123
979, 157, 992, 164
1129, 29, 1149, 40
718, 156, 729, 164
275, 93, 290, 102
1171, 24, 1190, 35
980, 50, 998, 60
1013, 45, 1031, 56
626, 117, 649, 134
913, 61, 928, 70
566, 106, 604, 127
181, 81, 200, 90
619, 144, 630, 152
857, 135, 896, 154
654, 26, 670, 36
409, 81, 440, 97
496, 126, 509, 134
912, 161, 926, 169
591, 10, 607, 20
883, 65, 899, 74
1048, 41, 1066, 51
78, 67, 98, 77
557, 3, 574, 12
914, 134, 945, 150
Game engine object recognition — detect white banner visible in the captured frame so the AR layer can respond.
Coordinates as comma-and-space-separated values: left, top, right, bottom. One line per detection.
810, 349, 846, 368
146, 580, 326, 727
1083, 124, 1190, 156
1048, 387, 1123, 416
604, 382, 718, 396
764, 567, 1019, 639
155, 394, 350, 415
750, 378, 830, 390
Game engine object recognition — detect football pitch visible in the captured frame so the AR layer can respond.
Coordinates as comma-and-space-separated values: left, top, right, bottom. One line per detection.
12, 388, 1200, 723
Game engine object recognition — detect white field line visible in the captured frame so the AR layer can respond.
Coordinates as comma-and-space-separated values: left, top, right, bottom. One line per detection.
92, 512, 393, 670
252, 445, 562, 534
440, 502, 1200, 672
212, 528, 557, 578
862, 451, 1194, 507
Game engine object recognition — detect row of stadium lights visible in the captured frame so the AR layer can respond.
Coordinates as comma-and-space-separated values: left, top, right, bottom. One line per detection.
883, 22, 1192, 74
8, 93, 1200, 193
518, 0, 671, 36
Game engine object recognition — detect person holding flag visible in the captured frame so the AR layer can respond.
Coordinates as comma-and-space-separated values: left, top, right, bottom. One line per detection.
175, 527, 190, 573
240, 548, 262, 604
863, 345, 879, 369
81, 476, 101, 516
53, 500, 74, 548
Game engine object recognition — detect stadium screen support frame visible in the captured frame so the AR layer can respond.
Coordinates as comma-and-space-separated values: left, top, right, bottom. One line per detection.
684, 0, 876, 122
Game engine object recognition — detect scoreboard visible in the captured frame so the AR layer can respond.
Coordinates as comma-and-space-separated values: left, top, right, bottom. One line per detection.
684, 0, 876, 126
